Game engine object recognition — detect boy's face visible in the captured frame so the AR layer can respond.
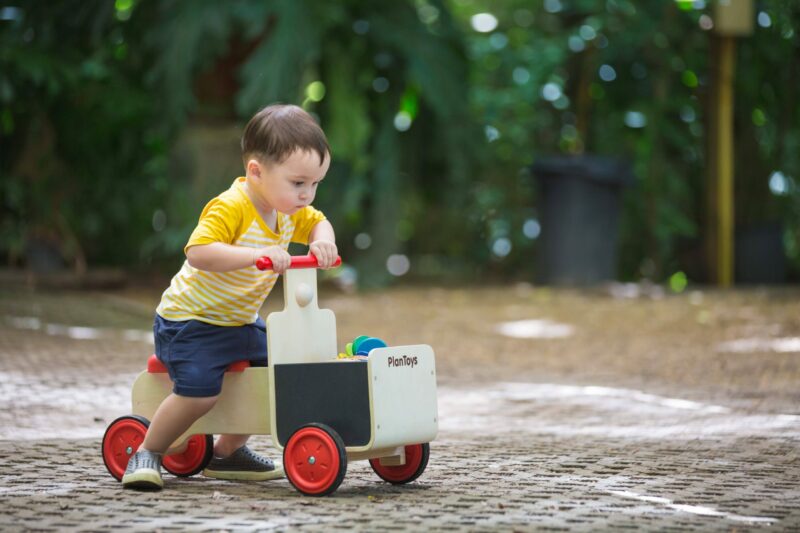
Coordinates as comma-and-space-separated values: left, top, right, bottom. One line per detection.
247, 149, 330, 214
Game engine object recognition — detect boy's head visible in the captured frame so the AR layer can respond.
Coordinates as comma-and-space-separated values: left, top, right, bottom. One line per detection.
242, 104, 331, 214
242, 104, 330, 168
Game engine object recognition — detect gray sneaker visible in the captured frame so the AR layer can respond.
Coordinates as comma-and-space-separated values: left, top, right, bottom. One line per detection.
122, 449, 163, 490
203, 446, 284, 481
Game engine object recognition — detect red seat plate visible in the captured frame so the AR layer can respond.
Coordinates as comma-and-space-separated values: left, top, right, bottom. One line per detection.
146, 354, 250, 373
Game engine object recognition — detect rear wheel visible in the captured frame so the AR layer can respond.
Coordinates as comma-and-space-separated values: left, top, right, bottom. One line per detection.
101, 415, 150, 481
284, 423, 347, 496
163, 434, 214, 477
369, 443, 430, 484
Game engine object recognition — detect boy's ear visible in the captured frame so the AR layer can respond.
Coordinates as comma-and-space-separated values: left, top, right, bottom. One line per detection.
247, 159, 262, 178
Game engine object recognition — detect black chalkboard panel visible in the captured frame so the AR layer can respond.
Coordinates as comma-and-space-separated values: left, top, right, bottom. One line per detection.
274, 362, 371, 447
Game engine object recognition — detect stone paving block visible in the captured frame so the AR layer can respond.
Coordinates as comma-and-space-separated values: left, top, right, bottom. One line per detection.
1, 288, 800, 530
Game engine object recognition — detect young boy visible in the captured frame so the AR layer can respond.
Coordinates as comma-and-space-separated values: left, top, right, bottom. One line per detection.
122, 104, 338, 490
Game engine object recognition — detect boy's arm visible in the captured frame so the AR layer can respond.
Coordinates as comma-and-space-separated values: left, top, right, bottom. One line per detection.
308, 220, 338, 268
186, 243, 291, 273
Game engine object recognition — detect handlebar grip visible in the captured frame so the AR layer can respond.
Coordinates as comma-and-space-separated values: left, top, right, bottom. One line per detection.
255, 255, 342, 271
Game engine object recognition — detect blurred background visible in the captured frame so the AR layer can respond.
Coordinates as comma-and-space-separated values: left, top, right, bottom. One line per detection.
1, 0, 799, 289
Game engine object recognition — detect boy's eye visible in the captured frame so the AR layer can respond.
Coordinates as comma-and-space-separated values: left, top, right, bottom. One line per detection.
293, 181, 304, 186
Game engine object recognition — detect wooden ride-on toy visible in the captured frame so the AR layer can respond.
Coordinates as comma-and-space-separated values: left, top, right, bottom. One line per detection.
101, 255, 439, 496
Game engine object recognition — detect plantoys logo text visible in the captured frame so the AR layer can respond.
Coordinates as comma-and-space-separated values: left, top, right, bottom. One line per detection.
387, 354, 418, 369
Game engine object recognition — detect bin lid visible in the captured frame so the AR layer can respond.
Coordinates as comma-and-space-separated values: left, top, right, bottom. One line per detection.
532, 155, 634, 186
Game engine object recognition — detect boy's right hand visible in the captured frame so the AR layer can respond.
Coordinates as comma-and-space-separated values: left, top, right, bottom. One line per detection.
255, 246, 291, 274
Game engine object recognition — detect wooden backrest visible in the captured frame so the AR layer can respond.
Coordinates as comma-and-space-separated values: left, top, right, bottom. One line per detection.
266, 268, 337, 365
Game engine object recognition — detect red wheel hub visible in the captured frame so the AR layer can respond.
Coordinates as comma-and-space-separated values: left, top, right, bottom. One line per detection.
285, 427, 342, 495
163, 434, 209, 475
370, 444, 424, 482
102, 417, 148, 481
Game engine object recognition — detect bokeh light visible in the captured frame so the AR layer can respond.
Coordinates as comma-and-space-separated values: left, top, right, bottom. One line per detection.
305, 81, 326, 102
489, 32, 508, 49
624, 111, 647, 129
769, 171, 790, 196
354, 233, 372, 250
631, 62, 648, 80
599, 64, 617, 82
752, 108, 767, 126
372, 77, 389, 93
541, 83, 562, 102
394, 111, 412, 131
682, 70, 698, 88
579, 25, 597, 41
669, 271, 688, 293
152, 209, 166, 232
471, 13, 498, 33
543, 0, 563, 14
523, 219, 541, 239
492, 237, 512, 258
512, 67, 530, 85
352, 19, 369, 34
386, 254, 410, 276
568, 35, 586, 52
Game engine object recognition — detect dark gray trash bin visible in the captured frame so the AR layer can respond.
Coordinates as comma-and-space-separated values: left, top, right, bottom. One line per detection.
532, 156, 633, 286
735, 222, 787, 284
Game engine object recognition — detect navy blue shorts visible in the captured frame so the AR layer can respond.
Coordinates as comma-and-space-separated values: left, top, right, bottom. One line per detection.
153, 314, 268, 397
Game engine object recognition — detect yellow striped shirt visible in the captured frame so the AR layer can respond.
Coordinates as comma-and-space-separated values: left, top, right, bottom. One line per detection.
156, 177, 326, 326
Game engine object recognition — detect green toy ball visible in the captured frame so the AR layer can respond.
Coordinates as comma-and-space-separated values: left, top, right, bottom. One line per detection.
352, 335, 370, 354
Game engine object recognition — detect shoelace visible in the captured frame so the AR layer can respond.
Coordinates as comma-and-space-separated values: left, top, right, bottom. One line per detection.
130, 451, 161, 471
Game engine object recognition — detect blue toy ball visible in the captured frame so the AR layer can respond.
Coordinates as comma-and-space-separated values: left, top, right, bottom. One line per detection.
355, 337, 387, 356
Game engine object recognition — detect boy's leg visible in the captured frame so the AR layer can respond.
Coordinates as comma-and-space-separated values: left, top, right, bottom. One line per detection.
122, 393, 218, 490
142, 393, 219, 452
214, 434, 251, 458
201, 316, 282, 481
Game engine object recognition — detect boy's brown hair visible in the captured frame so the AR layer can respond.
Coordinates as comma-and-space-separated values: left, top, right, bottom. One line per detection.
241, 104, 330, 167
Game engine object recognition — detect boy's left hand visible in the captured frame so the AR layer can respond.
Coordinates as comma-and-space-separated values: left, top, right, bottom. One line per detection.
310, 240, 338, 268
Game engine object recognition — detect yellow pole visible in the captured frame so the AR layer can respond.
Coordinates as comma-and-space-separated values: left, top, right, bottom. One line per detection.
716, 35, 735, 287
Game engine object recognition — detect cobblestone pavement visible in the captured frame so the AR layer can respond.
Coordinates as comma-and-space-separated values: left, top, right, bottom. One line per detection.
0, 285, 799, 531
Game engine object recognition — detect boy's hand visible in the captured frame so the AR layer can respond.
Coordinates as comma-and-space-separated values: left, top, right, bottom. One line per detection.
256, 245, 291, 274
310, 239, 338, 269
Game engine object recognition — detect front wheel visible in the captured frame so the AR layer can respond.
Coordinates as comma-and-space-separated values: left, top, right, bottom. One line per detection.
102, 415, 151, 481
163, 434, 214, 477
284, 423, 347, 496
370, 443, 430, 484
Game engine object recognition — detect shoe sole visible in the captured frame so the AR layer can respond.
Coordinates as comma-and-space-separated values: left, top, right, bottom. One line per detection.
203, 465, 285, 481
122, 469, 164, 490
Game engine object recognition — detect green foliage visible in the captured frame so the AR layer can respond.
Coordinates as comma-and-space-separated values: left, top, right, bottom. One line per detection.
733, 2, 800, 267
2, 0, 799, 284
0, 0, 170, 270
1, 0, 483, 279
449, 0, 800, 280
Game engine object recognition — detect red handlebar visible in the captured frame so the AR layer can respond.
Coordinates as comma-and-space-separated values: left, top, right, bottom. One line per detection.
255, 255, 342, 271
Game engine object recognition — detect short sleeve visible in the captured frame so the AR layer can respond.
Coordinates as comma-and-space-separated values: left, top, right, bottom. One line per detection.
184, 197, 242, 253
290, 206, 327, 245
